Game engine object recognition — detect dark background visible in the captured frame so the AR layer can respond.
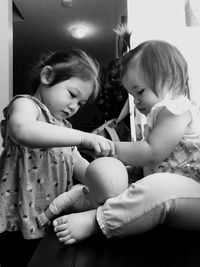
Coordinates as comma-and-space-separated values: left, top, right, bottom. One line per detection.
13, 0, 128, 132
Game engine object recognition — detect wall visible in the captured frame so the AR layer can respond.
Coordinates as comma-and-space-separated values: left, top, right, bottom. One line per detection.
0, 0, 13, 153
127, 0, 200, 104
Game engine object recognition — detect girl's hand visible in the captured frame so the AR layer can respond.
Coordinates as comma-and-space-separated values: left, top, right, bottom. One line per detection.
80, 133, 115, 157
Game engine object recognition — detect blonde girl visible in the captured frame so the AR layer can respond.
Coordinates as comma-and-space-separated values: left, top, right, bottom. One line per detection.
52, 40, 200, 245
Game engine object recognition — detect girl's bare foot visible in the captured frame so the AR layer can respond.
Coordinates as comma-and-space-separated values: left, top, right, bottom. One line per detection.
53, 210, 98, 245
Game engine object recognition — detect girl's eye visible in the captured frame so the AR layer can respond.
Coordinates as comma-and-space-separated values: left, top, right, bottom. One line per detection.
138, 89, 144, 95
78, 101, 86, 107
69, 92, 75, 98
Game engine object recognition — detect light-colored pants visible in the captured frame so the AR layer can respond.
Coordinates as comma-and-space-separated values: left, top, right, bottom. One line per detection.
96, 173, 200, 238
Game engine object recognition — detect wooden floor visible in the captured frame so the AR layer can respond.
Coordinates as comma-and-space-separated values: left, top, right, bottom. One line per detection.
28, 225, 200, 267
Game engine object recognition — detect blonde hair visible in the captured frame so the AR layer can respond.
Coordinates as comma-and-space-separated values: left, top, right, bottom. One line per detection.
121, 40, 190, 99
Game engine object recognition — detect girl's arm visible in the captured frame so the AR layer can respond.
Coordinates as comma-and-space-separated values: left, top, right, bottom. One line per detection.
8, 98, 82, 147
7, 98, 114, 155
72, 149, 89, 184
115, 108, 191, 167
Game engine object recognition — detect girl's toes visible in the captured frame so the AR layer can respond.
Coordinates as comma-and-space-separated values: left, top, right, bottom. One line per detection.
53, 219, 68, 233
53, 215, 67, 226
64, 238, 76, 245
54, 224, 67, 233
56, 229, 70, 238
58, 233, 73, 243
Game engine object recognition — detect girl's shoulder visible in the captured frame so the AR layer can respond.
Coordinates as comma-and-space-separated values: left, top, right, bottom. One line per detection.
149, 97, 199, 119
153, 97, 194, 115
3, 94, 72, 127
6, 94, 56, 124
3, 94, 39, 117
147, 97, 199, 128
9, 94, 48, 110
5, 94, 42, 110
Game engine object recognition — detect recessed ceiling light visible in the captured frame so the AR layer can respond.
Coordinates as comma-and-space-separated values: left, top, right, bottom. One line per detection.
70, 26, 88, 39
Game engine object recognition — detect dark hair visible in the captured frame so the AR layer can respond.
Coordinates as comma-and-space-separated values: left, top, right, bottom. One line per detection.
29, 49, 100, 102
121, 40, 190, 99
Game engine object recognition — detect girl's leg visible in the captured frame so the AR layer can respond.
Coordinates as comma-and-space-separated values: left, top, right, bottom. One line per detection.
97, 173, 200, 237
53, 173, 200, 244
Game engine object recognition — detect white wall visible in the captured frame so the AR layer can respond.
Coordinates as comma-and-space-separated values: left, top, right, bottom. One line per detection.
0, 0, 13, 153
127, 0, 200, 104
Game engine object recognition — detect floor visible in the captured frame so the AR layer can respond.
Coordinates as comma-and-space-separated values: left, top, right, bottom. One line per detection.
28, 225, 200, 267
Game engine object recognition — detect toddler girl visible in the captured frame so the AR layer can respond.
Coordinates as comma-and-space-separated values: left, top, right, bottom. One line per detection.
0, 49, 114, 266
52, 40, 200, 245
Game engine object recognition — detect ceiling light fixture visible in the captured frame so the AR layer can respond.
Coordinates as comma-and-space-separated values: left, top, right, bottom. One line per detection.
70, 26, 88, 39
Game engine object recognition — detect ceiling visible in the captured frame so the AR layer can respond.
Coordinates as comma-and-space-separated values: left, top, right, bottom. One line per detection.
13, 0, 127, 95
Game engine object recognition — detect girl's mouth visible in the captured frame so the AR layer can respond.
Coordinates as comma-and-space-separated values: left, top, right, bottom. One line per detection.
137, 107, 146, 114
62, 111, 70, 118
136, 106, 144, 111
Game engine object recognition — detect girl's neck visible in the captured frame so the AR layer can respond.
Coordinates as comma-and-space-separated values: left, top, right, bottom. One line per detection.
33, 87, 64, 124
33, 87, 43, 103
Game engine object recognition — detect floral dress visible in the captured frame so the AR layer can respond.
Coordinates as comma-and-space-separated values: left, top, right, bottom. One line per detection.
0, 95, 74, 239
143, 97, 200, 182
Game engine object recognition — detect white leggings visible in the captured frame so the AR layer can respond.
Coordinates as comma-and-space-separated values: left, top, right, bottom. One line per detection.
96, 173, 200, 238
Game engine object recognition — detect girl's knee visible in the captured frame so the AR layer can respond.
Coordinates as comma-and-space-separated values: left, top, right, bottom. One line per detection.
136, 172, 200, 198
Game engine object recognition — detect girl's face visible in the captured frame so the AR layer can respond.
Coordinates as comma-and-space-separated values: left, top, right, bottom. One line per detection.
121, 56, 160, 115
40, 77, 93, 120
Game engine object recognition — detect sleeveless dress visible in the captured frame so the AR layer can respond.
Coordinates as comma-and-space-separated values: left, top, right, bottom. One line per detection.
143, 97, 200, 182
0, 95, 74, 239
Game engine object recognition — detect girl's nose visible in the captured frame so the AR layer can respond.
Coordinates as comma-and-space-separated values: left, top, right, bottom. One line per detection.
69, 101, 79, 112
134, 97, 141, 105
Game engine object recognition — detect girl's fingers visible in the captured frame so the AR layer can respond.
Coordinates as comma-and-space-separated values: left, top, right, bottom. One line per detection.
109, 141, 115, 156
87, 136, 115, 157
99, 143, 109, 155
93, 143, 101, 155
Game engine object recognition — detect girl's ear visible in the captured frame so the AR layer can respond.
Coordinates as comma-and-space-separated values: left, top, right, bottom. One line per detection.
40, 66, 54, 85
